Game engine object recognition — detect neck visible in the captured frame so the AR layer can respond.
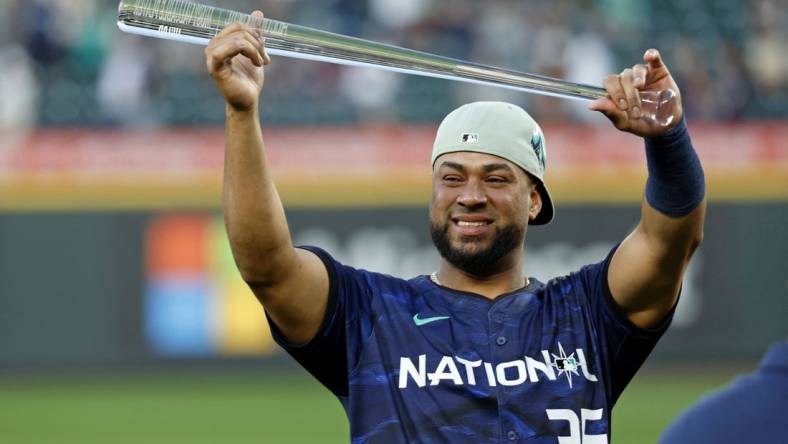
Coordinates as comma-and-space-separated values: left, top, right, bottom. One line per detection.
435, 254, 527, 299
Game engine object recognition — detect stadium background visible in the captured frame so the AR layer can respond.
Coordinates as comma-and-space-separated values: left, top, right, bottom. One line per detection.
0, 0, 785, 442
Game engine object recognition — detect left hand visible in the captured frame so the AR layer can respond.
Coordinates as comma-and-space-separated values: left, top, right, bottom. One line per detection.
588, 48, 683, 138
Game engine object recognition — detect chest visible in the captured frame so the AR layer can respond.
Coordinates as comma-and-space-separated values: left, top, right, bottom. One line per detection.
386, 293, 600, 391
359, 293, 602, 391
347, 289, 611, 443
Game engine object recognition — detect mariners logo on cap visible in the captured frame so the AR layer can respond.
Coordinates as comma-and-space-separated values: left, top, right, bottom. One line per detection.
461, 133, 479, 144
531, 129, 546, 169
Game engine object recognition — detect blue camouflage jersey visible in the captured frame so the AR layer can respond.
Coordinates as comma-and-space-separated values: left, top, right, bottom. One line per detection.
268, 245, 673, 443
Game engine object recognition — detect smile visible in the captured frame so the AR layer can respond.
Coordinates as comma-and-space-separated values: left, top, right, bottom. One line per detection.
451, 217, 493, 236
456, 221, 489, 227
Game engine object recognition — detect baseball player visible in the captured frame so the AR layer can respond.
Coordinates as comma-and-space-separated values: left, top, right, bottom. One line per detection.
206, 11, 706, 443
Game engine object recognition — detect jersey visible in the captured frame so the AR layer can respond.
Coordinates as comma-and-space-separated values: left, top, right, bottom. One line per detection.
268, 245, 674, 443
659, 341, 788, 444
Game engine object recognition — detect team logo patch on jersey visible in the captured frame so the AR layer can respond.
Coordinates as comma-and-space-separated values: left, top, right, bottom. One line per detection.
551, 342, 584, 389
461, 133, 479, 144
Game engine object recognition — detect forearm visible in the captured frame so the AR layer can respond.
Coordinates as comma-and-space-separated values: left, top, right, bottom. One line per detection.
223, 105, 294, 285
640, 119, 706, 263
609, 132, 706, 325
639, 200, 705, 270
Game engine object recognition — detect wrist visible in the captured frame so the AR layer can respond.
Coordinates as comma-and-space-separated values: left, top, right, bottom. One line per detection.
645, 116, 688, 147
226, 102, 259, 119
644, 117, 705, 217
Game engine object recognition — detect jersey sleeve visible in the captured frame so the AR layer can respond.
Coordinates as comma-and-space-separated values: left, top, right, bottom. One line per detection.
265, 246, 375, 399
575, 245, 676, 403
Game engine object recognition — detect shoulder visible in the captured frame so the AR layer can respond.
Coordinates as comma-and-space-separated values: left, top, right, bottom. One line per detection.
300, 245, 407, 280
539, 248, 615, 301
660, 369, 788, 443
299, 244, 426, 296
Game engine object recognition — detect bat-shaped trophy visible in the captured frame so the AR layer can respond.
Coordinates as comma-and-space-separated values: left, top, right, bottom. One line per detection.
117, 0, 676, 126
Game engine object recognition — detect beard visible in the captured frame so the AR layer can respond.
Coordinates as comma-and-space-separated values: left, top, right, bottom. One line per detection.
430, 219, 524, 277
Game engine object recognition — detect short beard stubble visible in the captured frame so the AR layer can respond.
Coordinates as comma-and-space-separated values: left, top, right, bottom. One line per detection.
430, 220, 524, 277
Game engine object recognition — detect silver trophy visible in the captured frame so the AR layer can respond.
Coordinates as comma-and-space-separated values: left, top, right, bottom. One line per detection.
117, 0, 676, 125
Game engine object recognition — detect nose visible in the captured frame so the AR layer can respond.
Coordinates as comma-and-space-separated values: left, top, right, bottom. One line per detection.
457, 180, 487, 209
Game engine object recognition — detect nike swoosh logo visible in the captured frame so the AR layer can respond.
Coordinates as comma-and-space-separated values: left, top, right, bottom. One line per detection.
413, 314, 451, 326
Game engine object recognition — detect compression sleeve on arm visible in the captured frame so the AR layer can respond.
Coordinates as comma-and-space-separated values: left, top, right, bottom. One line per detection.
644, 118, 706, 217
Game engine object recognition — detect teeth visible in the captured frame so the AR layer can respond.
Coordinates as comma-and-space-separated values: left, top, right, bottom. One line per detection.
457, 221, 487, 227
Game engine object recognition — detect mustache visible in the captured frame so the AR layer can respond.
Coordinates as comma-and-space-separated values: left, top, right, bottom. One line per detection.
429, 219, 523, 276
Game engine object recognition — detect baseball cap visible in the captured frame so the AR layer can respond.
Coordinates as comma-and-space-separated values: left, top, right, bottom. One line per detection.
431, 101, 554, 225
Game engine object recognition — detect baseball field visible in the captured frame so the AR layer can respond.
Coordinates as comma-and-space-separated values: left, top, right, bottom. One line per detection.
1, 1, 784, 443
0, 364, 748, 443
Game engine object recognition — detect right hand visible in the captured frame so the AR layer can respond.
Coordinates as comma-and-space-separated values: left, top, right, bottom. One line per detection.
588, 49, 683, 137
205, 10, 270, 112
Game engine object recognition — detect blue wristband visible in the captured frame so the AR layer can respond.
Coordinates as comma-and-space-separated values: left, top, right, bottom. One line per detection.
644, 118, 706, 217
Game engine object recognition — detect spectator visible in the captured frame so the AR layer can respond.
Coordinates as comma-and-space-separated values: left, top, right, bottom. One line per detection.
0, 45, 39, 130
563, 30, 615, 124
96, 37, 156, 127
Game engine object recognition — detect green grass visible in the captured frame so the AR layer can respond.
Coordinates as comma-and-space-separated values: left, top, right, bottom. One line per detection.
611, 365, 746, 441
0, 365, 749, 444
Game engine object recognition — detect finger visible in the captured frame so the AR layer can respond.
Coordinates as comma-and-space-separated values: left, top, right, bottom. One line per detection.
644, 48, 664, 71
241, 31, 264, 62
587, 97, 615, 113
232, 26, 261, 50
206, 39, 240, 73
208, 35, 262, 71
234, 35, 264, 67
604, 74, 628, 111
632, 64, 648, 88
620, 68, 642, 119
206, 22, 246, 55
587, 97, 627, 128
214, 22, 244, 40
250, 10, 270, 65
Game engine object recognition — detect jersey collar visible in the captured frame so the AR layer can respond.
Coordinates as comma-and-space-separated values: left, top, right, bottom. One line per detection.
416, 274, 544, 313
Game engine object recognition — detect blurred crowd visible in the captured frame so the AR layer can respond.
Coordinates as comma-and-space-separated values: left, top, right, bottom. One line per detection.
0, 0, 785, 129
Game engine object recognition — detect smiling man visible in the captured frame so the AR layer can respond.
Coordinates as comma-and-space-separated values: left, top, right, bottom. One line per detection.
428, 102, 552, 299
207, 13, 706, 444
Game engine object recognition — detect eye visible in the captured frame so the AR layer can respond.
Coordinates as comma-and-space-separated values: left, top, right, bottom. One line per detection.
485, 176, 509, 184
442, 175, 463, 183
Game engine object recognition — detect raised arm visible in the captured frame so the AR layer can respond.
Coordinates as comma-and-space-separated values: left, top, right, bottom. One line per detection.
206, 12, 329, 345
589, 49, 706, 329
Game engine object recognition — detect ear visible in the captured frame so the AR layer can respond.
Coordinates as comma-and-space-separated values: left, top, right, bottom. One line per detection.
528, 186, 542, 222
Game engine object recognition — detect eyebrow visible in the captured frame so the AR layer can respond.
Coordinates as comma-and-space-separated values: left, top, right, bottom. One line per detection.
482, 163, 515, 174
439, 161, 465, 173
438, 161, 516, 175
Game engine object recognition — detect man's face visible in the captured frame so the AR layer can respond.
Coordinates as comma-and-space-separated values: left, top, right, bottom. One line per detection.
429, 152, 542, 276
